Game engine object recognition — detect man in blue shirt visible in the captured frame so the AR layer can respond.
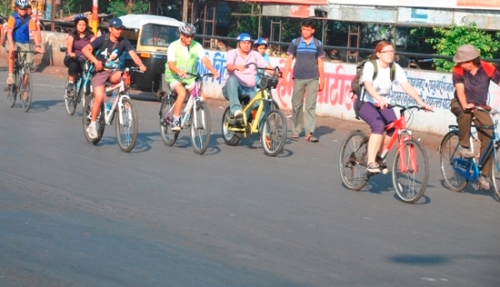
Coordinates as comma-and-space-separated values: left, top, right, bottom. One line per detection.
282, 18, 325, 143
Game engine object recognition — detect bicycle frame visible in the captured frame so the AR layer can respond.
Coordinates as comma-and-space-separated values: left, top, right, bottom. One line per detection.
102, 76, 131, 126
228, 88, 272, 136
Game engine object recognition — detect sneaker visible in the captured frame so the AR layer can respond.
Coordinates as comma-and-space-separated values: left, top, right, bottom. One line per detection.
86, 123, 98, 139
478, 175, 491, 190
376, 156, 389, 174
458, 145, 475, 158
6, 74, 14, 85
367, 162, 381, 174
233, 109, 243, 118
66, 82, 74, 92
172, 117, 181, 132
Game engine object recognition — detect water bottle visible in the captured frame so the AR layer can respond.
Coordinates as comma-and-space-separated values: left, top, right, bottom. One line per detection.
106, 91, 117, 112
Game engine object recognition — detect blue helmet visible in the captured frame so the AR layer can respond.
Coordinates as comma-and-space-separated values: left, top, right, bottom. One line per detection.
74, 14, 88, 26
236, 33, 252, 42
253, 38, 268, 47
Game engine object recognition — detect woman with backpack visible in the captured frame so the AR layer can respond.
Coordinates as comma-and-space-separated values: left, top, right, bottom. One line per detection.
357, 40, 433, 174
64, 14, 95, 93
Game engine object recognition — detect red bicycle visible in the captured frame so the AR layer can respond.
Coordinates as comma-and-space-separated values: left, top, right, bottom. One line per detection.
338, 104, 429, 203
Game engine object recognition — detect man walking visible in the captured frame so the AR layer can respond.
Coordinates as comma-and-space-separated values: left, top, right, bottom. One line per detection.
282, 18, 325, 142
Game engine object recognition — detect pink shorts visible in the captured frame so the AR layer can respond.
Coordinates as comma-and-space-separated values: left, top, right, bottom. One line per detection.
92, 70, 122, 88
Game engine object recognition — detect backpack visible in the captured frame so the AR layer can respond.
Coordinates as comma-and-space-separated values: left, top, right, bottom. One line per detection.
351, 59, 396, 119
293, 37, 322, 58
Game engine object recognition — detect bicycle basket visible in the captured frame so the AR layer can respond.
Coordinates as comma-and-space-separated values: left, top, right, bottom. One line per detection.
260, 75, 279, 89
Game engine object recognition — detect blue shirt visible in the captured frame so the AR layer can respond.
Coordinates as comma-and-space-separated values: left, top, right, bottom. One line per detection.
286, 36, 325, 80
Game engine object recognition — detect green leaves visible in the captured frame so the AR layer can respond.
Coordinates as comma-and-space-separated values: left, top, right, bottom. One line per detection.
107, 0, 148, 17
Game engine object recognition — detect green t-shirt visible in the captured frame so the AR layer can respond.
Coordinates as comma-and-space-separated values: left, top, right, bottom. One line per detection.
165, 39, 206, 85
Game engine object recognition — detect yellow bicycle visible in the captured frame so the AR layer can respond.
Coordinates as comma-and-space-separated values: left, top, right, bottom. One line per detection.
221, 64, 287, 157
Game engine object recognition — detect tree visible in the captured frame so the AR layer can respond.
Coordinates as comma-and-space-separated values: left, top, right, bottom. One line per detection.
107, 0, 149, 17
413, 23, 500, 71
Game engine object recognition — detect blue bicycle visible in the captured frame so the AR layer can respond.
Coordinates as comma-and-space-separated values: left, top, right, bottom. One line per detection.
60, 47, 93, 116
439, 105, 500, 198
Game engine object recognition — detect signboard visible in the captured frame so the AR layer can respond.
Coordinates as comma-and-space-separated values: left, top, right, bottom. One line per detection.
324, 0, 500, 10
224, 0, 327, 4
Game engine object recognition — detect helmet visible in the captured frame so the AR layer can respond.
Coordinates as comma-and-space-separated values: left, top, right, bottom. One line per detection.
236, 33, 252, 42
15, 0, 30, 9
178, 23, 196, 36
253, 38, 268, 47
74, 14, 88, 25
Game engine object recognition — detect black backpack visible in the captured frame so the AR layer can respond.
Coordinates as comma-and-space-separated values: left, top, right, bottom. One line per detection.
351, 59, 395, 119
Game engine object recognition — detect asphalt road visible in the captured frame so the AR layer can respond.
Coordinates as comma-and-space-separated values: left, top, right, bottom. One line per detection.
0, 66, 499, 287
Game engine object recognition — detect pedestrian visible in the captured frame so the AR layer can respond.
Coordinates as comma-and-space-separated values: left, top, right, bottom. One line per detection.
450, 44, 500, 190
282, 18, 325, 142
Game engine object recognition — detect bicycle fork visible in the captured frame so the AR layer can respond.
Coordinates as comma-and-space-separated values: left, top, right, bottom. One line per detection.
398, 136, 417, 173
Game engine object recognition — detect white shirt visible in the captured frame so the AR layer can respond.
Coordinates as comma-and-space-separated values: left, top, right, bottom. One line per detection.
360, 59, 407, 104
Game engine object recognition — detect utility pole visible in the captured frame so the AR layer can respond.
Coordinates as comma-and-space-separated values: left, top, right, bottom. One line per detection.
182, 0, 189, 23
50, 0, 55, 31
91, 0, 98, 36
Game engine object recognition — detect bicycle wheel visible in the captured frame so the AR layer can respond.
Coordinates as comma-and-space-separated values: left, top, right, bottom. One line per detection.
392, 138, 429, 203
439, 131, 468, 192
261, 109, 287, 156
64, 77, 78, 116
159, 96, 178, 146
115, 97, 138, 152
221, 106, 242, 146
82, 94, 105, 145
490, 148, 500, 200
5, 71, 18, 108
339, 130, 369, 191
190, 101, 211, 154
20, 70, 32, 112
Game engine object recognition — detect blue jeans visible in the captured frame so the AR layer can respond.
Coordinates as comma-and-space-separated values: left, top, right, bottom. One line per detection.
222, 75, 257, 115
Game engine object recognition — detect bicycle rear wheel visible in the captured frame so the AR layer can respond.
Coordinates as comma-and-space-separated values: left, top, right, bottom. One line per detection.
5, 72, 18, 108
439, 131, 468, 192
159, 96, 178, 146
392, 138, 429, 203
115, 97, 138, 152
261, 109, 287, 156
221, 106, 242, 146
339, 130, 369, 191
190, 101, 211, 154
20, 70, 32, 112
64, 77, 78, 116
82, 94, 105, 145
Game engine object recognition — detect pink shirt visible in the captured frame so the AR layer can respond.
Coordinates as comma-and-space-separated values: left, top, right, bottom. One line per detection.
224, 49, 269, 88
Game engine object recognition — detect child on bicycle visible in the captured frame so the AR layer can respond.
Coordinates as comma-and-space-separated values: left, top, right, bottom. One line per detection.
165, 22, 220, 131
5, 0, 43, 87
64, 14, 95, 94
450, 44, 500, 190
357, 40, 432, 174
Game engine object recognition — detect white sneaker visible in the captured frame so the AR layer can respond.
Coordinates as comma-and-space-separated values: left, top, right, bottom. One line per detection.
478, 175, 491, 190
233, 109, 243, 118
6, 74, 14, 85
171, 117, 181, 132
458, 145, 475, 158
86, 123, 98, 139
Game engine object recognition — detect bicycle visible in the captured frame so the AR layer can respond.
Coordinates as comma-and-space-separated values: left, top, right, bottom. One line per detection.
5, 48, 37, 112
439, 105, 500, 198
339, 104, 430, 203
59, 47, 93, 116
82, 67, 139, 152
221, 64, 286, 157
159, 72, 213, 155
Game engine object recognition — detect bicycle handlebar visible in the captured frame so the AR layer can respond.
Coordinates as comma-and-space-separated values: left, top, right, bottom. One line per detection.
245, 62, 282, 77
185, 72, 214, 81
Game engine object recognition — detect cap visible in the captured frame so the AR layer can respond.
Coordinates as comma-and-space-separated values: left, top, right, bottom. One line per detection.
108, 17, 125, 29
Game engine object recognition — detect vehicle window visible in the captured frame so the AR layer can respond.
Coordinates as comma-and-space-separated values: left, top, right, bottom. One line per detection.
140, 24, 177, 47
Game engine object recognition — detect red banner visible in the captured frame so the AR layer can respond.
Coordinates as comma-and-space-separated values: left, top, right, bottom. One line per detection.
225, 0, 328, 5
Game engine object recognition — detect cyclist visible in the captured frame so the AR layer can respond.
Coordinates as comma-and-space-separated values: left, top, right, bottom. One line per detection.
450, 44, 500, 190
5, 0, 43, 86
222, 33, 273, 118
64, 14, 95, 94
81, 17, 147, 139
165, 22, 220, 131
357, 40, 432, 173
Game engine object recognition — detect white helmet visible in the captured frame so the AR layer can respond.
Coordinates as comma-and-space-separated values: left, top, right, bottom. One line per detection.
179, 23, 196, 36
15, 0, 30, 9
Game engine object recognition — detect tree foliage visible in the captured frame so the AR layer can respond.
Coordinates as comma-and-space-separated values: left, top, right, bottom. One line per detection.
413, 23, 500, 71
107, 0, 149, 17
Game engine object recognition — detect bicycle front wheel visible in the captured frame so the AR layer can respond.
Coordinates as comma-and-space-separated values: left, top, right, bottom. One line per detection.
261, 109, 287, 156
392, 138, 429, 203
339, 130, 369, 191
439, 131, 467, 192
190, 102, 211, 154
159, 97, 178, 146
82, 94, 105, 145
115, 97, 138, 152
20, 70, 32, 112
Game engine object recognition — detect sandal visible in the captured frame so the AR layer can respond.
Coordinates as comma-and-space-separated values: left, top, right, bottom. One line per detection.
305, 133, 319, 142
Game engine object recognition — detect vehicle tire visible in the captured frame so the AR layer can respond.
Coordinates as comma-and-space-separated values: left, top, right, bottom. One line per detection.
490, 148, 500, 200
20, 70, 32, 112
190, 101, 211, 154
392, 138, 429, 203
115, 97, 138, 152
338, 130, 369, 191
82, 94, 105, 145
221, 106, 242, 146
159, 96, 178, 146
64, 76, 77, 116
261, 109, 287, 156
439, 131, 468, 192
